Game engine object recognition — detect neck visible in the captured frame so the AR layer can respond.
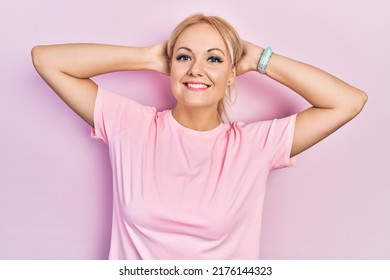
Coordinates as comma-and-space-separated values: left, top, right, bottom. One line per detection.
172, 104, 222, 131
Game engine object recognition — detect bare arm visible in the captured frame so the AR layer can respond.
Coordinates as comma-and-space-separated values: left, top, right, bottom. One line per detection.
237, 41, 368, 157
31, 42, 168, 127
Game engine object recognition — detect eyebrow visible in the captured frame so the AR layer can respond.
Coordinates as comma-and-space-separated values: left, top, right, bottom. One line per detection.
176, 47, 225, 56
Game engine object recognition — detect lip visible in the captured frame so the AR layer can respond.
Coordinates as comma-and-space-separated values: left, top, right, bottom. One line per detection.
183, 81, 211, 91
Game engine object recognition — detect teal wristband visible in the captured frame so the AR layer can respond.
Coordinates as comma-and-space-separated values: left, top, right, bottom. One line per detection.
257, 47, 273, 75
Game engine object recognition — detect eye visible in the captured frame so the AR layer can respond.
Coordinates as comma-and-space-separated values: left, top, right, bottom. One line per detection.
207, 56, 223, 63
176, 54, 191, 61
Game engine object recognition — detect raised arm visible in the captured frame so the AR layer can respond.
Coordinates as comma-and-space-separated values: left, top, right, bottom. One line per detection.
31, 42, 169, 127
237, 41, 368, 157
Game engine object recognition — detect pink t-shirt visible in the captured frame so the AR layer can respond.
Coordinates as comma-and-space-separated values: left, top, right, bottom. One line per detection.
91, 87, 296, 259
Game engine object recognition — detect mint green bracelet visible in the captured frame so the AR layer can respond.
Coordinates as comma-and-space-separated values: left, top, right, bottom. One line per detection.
257, 47, 273, 75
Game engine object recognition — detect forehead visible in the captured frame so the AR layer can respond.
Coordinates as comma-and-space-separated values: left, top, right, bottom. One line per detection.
175, 23, 227, 52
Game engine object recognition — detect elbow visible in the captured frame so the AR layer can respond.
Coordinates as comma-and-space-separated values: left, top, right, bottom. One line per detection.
347, 89, 368, 119
31, 45, 48, 73
31, 45, 42, 70
354, 89, 368, 114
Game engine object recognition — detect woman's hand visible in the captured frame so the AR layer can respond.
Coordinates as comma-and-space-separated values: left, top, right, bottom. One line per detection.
150, 41, 170, 75
235, 41, 263, 76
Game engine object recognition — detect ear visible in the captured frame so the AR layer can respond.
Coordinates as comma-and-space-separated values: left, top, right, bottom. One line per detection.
227, 67, 236, 86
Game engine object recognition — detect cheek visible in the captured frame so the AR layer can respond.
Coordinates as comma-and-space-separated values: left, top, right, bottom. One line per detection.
171, 60, 188, 74
170, 77, 180, 98
170, 66, 187, 86
209, 70, 230, 88
169, 66, 180, 84
169, 67, 184, 96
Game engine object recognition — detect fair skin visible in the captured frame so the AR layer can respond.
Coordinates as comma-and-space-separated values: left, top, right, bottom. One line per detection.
170, 24, 235, 131
31, 23, 367, 157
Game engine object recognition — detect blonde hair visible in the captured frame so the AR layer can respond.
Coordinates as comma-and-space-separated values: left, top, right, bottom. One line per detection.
167, 14, 244, 122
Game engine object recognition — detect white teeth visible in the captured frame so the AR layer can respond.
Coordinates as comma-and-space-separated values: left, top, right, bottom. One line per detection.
187, 83, 208, 89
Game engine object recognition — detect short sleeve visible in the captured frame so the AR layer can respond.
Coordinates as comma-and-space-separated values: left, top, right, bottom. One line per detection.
91, 86, 156, 143
265, 114, 297, 170
243, 114, 297, 170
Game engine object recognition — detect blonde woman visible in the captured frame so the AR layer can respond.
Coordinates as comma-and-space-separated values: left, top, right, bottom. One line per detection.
31, 14, 367, 259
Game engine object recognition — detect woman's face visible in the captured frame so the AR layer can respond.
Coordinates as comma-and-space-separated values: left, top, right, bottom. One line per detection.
170, 23, 235, 111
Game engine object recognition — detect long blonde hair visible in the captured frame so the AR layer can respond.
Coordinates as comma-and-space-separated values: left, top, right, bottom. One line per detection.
167, 14, 244, 122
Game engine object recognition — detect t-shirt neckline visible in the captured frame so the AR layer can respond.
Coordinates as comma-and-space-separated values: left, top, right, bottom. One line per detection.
168, 110, 225, 135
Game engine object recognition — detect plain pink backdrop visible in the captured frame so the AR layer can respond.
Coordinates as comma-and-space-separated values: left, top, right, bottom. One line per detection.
1, 0, 389, 259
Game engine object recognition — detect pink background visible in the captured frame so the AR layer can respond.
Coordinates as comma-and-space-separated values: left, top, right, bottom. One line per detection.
1, 0, 389, 259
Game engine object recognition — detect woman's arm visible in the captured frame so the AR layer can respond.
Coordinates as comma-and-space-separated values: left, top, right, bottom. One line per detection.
31, 42, 169, 127
237, 42, 368, 157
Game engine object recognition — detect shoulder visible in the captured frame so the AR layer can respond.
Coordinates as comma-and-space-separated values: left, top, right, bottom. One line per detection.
97, 86, 157, 120
227, 115, 296, 141
230, 114, 295, 130
93, 86, 159, 142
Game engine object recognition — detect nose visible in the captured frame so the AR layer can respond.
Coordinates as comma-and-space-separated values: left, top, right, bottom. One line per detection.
187, 59, 204, 77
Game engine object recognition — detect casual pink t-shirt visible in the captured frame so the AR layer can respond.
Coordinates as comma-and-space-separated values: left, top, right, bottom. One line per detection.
91, 87, 296, 259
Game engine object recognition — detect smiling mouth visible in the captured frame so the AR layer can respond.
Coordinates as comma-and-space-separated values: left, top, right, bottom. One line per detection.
184, 83, 211, 90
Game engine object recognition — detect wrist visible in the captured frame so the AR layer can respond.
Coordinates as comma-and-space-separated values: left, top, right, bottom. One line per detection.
143, 46, 157, 71
148, 42, 169, 74
237, 41, 263, 75
251, 46, 264, 71
257, 46, 273, 74
119, 46, 154, 71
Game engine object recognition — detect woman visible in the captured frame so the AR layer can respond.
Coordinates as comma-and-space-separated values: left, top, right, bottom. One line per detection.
31, 14, 367, 259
